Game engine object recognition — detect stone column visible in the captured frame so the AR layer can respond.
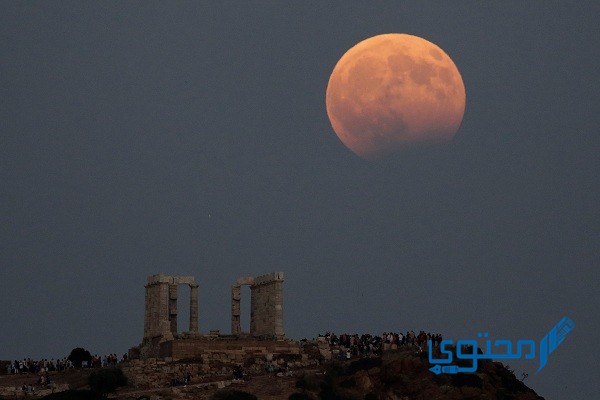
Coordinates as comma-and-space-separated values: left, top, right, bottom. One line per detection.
231, 285, 241, 335
143, 284, 151, 338
273, 279, 284, 339
189, 284, 199, 333
250, 272, 284, 339
157, 281, 171, 336
169, 284, 178, 334
144, 275, 173, 339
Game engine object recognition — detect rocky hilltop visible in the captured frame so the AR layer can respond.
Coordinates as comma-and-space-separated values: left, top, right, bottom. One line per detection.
0, 347, 545, 400
119, 346, 544, 399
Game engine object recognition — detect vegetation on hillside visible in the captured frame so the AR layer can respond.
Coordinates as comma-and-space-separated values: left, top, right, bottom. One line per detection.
67, 348, 92, 369
88, 367, 127, 399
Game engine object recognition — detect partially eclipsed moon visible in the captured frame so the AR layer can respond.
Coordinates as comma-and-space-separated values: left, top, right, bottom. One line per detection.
326, 34, 466, 160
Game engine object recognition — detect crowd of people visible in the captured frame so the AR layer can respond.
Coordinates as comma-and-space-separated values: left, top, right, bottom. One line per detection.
85, 353, 127, 368
6, 353, 128, 375
315, 330, 444, 358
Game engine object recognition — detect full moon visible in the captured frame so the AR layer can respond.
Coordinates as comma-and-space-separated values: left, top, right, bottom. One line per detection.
326, 34, 466, 160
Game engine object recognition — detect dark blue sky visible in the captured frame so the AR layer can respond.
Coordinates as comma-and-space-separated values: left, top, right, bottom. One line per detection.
1, 2, 597, 398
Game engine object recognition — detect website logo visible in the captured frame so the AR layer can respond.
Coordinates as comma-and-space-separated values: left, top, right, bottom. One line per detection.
428, 316, 574, 375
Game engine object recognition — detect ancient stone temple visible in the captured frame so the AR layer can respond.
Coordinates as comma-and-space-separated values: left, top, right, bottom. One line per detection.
124, 271, 327, 389
133, 271, 286, 360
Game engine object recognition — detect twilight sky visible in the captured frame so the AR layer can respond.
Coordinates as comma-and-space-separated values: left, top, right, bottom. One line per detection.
1, 2, 597, 398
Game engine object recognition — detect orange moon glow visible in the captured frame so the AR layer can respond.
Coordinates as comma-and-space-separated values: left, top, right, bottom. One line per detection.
326, 34, 466, 159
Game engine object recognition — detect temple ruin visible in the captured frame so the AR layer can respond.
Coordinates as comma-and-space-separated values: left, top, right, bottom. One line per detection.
135, 271, 285, 359
122, 271, 340, 389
